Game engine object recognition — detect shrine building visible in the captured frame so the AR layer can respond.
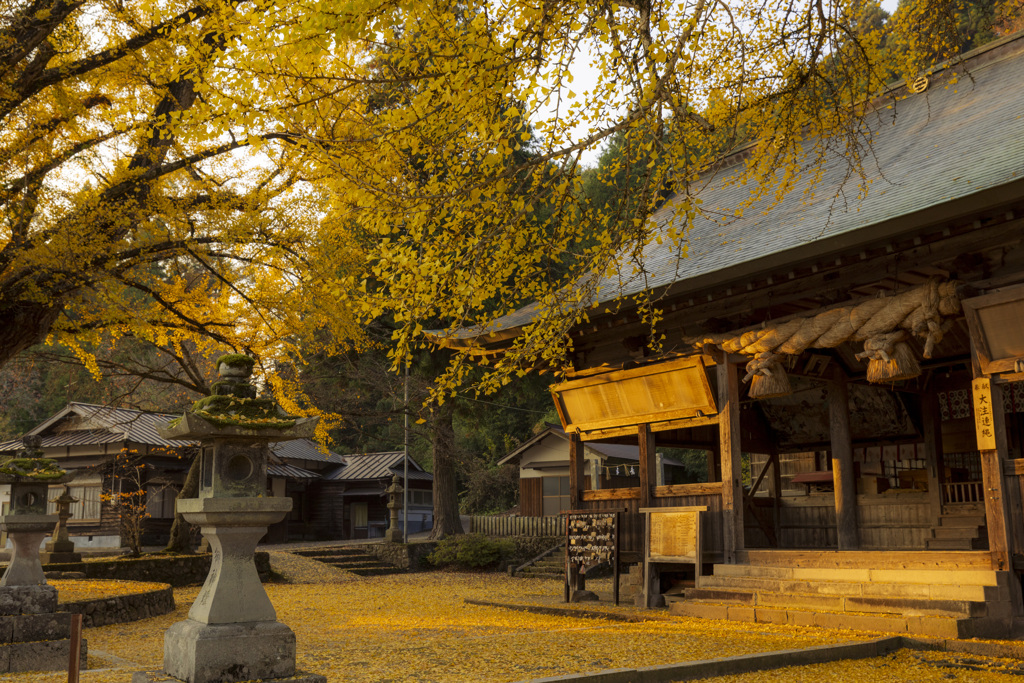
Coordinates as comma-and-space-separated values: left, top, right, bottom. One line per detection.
440, 32, 1024, 637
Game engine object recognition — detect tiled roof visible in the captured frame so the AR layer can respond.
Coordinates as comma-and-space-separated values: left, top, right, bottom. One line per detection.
269, 439, 344, 464
497, 425, 684, 466
323, 451, 432, 482
443, 34, 1024, 342
268, 463, 320, 479
0, 403, 193, 452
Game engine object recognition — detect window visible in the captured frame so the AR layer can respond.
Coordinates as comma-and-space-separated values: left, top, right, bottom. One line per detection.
410, 490, 433, 507
542, 476, 570, 516
47, 486, 102, 521
351, 502, 368, 528
145, 486, 179, 519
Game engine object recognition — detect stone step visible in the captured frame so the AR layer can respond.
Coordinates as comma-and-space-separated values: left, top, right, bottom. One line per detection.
291, 547, 371, 558
515, 571, 564, 580
696, 574, 1003, 602
669, 600, 986, 639
0, 638, 88, 674
320, 560, 393, 571
710, 563, 1002, 587
684, 586, 986, 618
347, 566, 407, 577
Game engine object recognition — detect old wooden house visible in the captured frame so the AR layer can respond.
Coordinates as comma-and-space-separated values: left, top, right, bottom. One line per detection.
0, 404, 433, 547
498, 425, 692, 516
441, 33, 1024, 637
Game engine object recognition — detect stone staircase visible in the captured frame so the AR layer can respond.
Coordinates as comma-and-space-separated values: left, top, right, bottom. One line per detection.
673, 562, 1017, 639
511, 543, 565, 580
290, 546, 406, 577
926, 508, 988, 551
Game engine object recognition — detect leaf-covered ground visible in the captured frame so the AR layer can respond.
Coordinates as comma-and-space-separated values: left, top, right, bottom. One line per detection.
53, 579, 169, 603
8, 552, 1024, 682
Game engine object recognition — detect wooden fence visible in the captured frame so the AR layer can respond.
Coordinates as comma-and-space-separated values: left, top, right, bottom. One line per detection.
468, 515, 564, 537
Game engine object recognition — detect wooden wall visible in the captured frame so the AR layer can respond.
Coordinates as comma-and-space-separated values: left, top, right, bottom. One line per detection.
773, 493, 932, 549
521, 478, 542, 517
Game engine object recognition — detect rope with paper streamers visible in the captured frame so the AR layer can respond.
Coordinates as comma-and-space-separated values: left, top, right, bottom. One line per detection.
693, 279, 962, 397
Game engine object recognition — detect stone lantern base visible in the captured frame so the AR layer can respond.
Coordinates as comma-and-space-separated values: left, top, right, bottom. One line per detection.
0, 586, 88, 673
131, 620, 325, 683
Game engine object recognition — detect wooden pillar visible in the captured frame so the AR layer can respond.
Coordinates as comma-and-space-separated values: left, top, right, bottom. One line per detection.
569, 432, 585, 510
718, 358, 744, 562
770, 450, 783, 545
655, 453, 665, 487
638, 424, 656, 509
922, 392, 946, 522
828, 369, 859, 550
706, 449, 719, 482
590, 458, 602, 490
973, 377, 1013, 571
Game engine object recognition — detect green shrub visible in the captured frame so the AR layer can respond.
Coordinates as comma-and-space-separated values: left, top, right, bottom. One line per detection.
427, 534, 514, 570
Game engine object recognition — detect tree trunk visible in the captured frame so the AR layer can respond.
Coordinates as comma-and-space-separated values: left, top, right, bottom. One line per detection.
428, 403, 464, 540
164, 451, 201, 553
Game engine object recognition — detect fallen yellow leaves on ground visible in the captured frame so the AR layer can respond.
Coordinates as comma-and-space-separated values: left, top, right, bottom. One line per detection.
53, 579, 169, 603
7, 553, 1024, 682
698, 648, 1024, 682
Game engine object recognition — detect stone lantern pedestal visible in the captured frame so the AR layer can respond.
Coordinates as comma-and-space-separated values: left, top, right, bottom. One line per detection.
133, 355, 325, 683
0, 438, 86, 673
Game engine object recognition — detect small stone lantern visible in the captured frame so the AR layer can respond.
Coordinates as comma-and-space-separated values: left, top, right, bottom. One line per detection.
41, 485, 82, 564
133, 355, 325, 683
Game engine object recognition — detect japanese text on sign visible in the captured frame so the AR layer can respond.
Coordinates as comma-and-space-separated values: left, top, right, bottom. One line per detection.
649, 511, 699, 561
972, 378, 997, 451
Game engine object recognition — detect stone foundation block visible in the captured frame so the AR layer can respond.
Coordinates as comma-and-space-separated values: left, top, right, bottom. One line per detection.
163, 619, 298, 683
0, 586, 57, 615
1, 638, 87, 673
132, 670, 326, 683
11, 612, 73, 642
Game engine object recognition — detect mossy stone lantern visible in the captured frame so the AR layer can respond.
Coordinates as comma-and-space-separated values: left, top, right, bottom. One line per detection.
0, 436, 74, 587
134, 355, 325, 683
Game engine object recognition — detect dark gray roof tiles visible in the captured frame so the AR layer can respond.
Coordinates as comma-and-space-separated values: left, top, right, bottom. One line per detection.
444, 35, 1024, 342
269, 439, 344, 464
323, 451, 432, 482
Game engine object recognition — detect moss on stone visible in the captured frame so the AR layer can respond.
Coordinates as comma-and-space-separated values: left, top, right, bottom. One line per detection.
216, 353, 256, 370
0, 457, 66, 480
190, 395, 297, 430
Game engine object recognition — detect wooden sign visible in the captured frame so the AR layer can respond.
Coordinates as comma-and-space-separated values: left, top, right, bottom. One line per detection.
566, 512, 616, 567
972, 378, 997, 451
649, 511, 699, 561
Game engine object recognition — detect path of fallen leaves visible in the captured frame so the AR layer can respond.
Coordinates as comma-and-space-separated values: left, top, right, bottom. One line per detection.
7, 552, 1024, 682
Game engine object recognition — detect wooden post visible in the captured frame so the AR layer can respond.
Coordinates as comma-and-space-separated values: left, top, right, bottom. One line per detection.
706, 448, 718, 483
828, 368, 859, 550
717, 357, 744, 562
922, 392, 946, 522
973, 377, 1013, 571
770, 451, 783, 544
590, 458, 602, 490
638, 424, 655, 509
569, 432, 585, 511
68, 612, 83, 682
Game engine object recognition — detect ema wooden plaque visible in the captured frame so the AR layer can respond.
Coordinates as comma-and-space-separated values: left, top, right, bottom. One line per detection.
649, 511, 699, 561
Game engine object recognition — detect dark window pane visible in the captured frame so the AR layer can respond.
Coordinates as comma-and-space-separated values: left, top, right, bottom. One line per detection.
559, 476, 570, 495
543, 476, 559, 496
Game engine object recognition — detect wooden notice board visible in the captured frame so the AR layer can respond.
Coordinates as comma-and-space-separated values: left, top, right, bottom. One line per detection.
640, 506, 706, 608
973, 378, 998, 451
563, 510, 621, 605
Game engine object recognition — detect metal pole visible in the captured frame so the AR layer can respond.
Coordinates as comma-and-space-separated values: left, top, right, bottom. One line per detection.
403, 360, 409, 544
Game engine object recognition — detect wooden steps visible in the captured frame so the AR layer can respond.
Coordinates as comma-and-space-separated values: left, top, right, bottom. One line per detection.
926, 513, 988, 551
671, 562, 1015, 639
516, 556, 565, 580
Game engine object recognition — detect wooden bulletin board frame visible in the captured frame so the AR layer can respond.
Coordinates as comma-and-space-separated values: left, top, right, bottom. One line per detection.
563, 509, 622, 606
963, 284, 1024, 375
639, 506, 706, 609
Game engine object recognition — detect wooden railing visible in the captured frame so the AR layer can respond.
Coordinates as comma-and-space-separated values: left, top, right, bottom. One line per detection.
942, 481, 983, 504
580, 482, 724, 502
468, 515, 564, 537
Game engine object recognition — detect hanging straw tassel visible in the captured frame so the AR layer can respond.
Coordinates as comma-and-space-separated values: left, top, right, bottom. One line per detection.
857, 332, 922, 383
744, 352, 793, 399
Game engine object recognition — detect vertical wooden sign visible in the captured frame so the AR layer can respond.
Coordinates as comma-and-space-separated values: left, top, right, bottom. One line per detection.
972, 378, 998, 451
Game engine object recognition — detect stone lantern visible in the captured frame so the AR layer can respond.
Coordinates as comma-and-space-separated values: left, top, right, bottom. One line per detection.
41, 485, 82, 564
0, 436, 86, 673
133, 354, 325, 683
384, 473, 404, 543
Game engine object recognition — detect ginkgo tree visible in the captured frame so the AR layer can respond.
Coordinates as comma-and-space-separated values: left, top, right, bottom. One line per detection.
269, 0, 964, 397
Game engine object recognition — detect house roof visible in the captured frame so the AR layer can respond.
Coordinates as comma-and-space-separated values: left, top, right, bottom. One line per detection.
323, 451, 433, 482
497, 425, 684, 467
443, 33, 1024, 345
0, 402, 193, 452
0, 404, 343, 482
269, 439, 344, 465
